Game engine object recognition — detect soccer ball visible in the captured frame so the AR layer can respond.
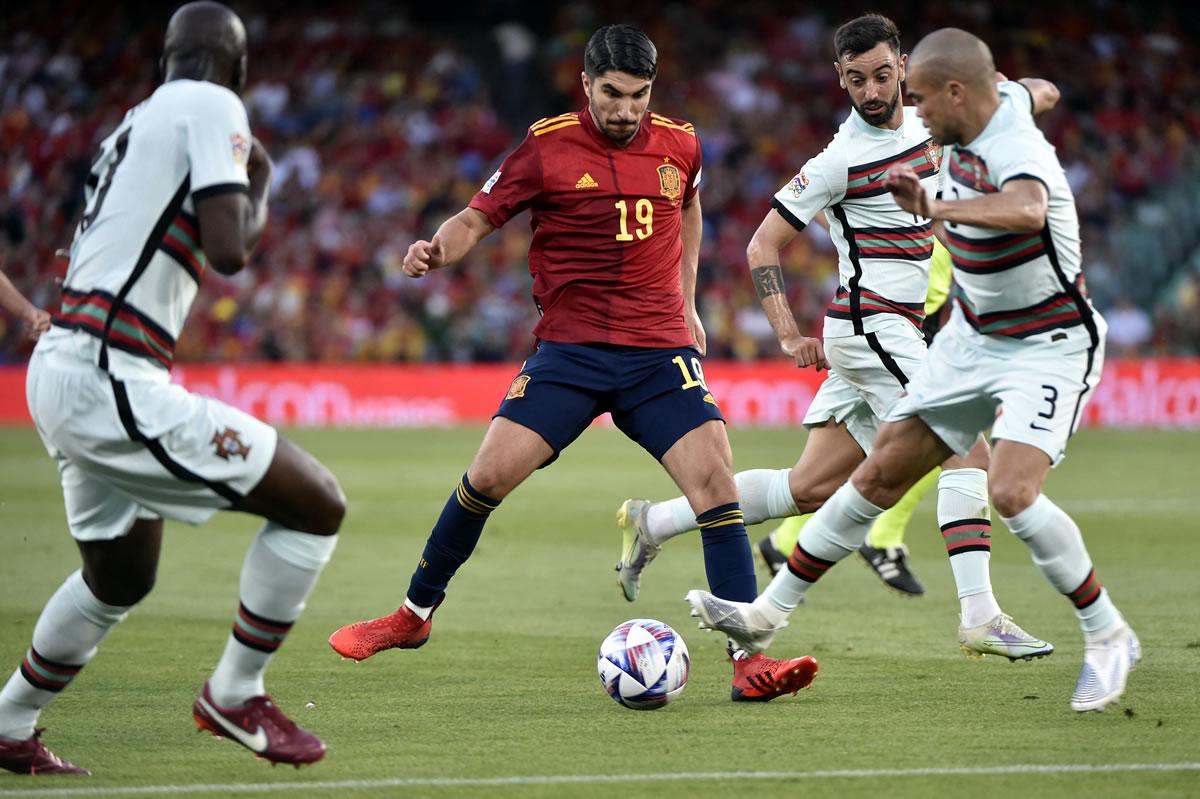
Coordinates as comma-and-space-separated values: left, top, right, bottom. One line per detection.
597, 618, 689, 710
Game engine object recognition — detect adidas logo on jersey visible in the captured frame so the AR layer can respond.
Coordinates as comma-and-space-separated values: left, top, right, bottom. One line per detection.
575, 173, 599, 189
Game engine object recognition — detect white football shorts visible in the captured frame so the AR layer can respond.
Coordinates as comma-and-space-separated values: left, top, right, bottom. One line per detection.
884, 312, 1104, 465
803, 318, 928, 453
26, 346, 277, 541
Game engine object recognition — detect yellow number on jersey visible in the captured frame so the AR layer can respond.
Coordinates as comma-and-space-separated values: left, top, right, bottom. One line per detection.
615, 199, 654, 242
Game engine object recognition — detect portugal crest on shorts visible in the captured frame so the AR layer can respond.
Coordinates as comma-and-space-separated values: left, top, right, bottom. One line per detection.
657, 162, 682, 201
211, 427, 252, 460
506, 374, 531, 400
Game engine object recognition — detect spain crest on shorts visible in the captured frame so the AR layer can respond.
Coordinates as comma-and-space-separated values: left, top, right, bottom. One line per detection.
506, 374, 530, 400
657, 163, 682, 201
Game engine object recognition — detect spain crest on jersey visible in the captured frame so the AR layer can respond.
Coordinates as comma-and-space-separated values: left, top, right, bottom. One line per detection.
657, 163, 682, 201
924, 140, 942, 172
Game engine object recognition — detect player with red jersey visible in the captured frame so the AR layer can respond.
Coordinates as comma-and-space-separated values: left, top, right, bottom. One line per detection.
329, 25, 817, 701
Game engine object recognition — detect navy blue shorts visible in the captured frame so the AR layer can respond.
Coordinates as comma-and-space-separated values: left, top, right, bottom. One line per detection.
495, 341, 725, 463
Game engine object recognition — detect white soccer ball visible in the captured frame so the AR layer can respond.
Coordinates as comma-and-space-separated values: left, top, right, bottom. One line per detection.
597, 618, 690, 710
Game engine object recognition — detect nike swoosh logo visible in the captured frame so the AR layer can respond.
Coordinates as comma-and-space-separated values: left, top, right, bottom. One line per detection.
1029, 422, 1053, 432
197, 695, 269, 752
869, 171, 886, 182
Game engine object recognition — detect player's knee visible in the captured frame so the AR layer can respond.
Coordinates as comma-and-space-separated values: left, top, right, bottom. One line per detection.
789, 475, 833, 514
850, 458, 905, 508
464, 464, 513, 502
311, 467, 347, 535
989, 477, 1038, 519
695, 462, 737, 507
86, 567, 156, 607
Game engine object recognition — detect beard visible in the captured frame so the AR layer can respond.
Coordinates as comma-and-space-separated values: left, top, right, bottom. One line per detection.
588, 98, 640, 143
855, 89, 900, 127
602, 120, 639, 142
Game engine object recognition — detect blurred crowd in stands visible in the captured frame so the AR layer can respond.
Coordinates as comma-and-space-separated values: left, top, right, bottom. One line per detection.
3, 0, 1199, 363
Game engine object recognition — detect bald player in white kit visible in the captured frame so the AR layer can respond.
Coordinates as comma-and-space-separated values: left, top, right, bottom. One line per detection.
684, 27, 1139, 714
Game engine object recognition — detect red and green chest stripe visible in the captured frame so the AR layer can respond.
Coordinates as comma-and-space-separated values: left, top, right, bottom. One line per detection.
952, 280, 1088, 339
845, 138, 940, 199
948, 149, 998, 194
54, 288, 176, 368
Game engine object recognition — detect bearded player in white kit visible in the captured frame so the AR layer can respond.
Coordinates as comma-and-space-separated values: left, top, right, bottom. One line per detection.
0, 2, 345, 774
685, 28, 1140, 713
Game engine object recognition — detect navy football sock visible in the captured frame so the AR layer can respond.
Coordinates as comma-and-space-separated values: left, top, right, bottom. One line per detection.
406, 474, 500, 607
696, 503, 758, 602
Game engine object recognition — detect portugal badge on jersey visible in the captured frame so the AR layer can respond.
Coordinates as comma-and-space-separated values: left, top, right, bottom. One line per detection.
657, 162, 682, 201
924, 140, 942, 172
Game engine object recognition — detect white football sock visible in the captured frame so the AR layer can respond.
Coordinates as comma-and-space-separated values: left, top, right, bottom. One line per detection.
734, 468, 799, 524
644, 468, 798, 546
937, 468, 1001, 627
1002, 494, 1119, 634
403, 599, 433, 620
208, 524, 336, 707
0, 570, 128, 741
644, 496, 697, 545
757, 481, 882, 614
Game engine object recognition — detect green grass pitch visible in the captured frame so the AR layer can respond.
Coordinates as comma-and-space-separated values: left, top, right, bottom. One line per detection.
1, 425, 1198, 798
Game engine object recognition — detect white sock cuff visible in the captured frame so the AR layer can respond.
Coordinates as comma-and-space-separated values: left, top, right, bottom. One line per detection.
838, 481, 885, 523
666, 497, 699, 536
768, 468, 800, 518
65, 569, 129, 626
733, 468, 798, 524
937, 467, 988, 503
259, 524, 338, 571
1000, 494, 1054, 539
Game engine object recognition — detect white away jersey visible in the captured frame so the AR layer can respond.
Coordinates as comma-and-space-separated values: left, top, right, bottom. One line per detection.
939, 81, 1102, 349
45, 79, 252, 381
772, 106, 941, 337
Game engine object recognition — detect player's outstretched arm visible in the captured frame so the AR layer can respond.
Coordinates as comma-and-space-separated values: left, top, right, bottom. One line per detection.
0, 265, 50, 341
996, 73, 1059, 117
403, 208, 495, 279
746, 210, 827, 371
885, 165, 1048, 233
195, 137, 273, 275
1019, 78, 1060, 116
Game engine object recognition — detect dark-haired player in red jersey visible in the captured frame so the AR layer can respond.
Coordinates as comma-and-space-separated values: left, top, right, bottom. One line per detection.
329, 24, 817, 702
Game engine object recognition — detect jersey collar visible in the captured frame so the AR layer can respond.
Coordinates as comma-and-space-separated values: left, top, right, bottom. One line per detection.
848, 107, 908, 139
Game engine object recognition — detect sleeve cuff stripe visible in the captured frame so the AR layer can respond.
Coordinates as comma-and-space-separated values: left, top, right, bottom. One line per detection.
770, 198, 807, 232
193, 183, 250, 201
1002, 173, 1049, 191
1014, 81, 1035, 114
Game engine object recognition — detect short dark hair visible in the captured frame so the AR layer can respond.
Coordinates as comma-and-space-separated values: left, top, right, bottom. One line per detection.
584, 24, 657, 80
833, 14, 901, 61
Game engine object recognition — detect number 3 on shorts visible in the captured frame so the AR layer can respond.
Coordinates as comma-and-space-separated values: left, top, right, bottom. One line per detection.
1030, 384, 1058, 431
672, 355, 708, 391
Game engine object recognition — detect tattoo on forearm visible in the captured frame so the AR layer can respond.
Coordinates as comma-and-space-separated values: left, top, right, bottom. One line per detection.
751, 265, 785, 300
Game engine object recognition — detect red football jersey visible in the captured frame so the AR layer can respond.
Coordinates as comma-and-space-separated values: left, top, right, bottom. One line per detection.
468, 108, 702, 348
